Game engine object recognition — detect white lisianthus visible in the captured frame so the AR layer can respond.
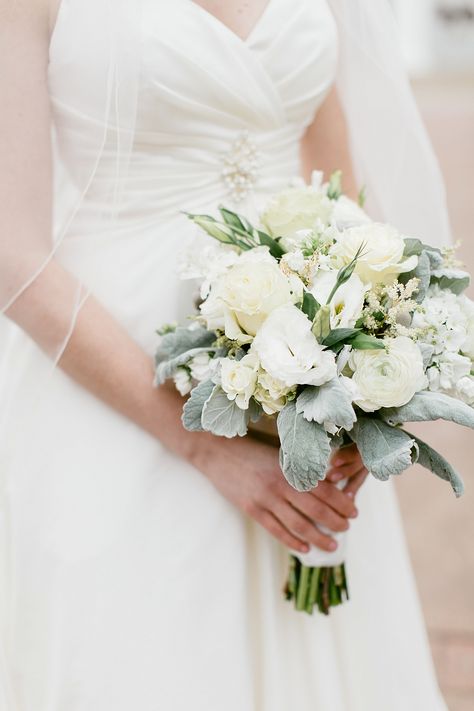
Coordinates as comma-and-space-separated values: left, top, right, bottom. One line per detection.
261, 187, 333, 238
310, 270, 367, 329
173, 367, 193, 397
349, 336, 426, 411
254, 370, 294, 415
220, 353, 259, 410
331, 223, 418, 286
331, 195, 371, 230
189, 352, 213, 382
252, 304, 337, 387
200, 248, 296, 343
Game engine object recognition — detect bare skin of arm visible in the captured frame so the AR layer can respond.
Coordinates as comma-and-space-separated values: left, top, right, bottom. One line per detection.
1, 0, 366, 557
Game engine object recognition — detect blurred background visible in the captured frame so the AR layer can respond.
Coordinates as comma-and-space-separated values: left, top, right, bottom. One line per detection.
390, 1, 474, 709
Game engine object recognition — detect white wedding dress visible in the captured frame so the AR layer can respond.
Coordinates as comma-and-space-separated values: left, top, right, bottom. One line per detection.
0, 1, 448, 709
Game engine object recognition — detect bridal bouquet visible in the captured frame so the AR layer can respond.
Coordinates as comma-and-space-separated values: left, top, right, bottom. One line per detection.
154, 171, 474, 615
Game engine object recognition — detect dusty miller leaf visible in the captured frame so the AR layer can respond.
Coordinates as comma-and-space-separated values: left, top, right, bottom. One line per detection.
277, 400, 331, 492
296, 378, 357, 432
407, 432, 464, 498
348, 416, 418, 481
379, 390, 474, 429
181, 380, 215, 432
201, 386, 249, 438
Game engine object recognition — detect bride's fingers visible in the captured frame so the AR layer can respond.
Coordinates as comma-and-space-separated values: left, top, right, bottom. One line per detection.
326, 458, 363, 482
257, 509, 309, 554
274, 501, 339, 551
287, 490, 350, 533
309, 480, 358, 519
343, 468, 369, 498
330, 442, 359, 466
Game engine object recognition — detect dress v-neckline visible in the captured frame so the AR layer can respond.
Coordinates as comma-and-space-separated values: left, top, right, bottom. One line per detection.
188, 0, 277, 45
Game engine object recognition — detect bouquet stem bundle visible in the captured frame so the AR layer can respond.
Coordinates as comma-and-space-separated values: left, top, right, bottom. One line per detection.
285, 556, 349, 615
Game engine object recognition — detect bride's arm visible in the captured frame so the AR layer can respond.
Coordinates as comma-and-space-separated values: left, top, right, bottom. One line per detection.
1, 2, 362, 555
301, 86, 359, 200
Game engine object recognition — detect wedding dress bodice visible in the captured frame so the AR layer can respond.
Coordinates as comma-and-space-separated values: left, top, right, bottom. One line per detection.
48, 0, 338, 226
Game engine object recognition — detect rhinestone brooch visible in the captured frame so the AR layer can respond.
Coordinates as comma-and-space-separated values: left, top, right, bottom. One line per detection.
221, 131, 261, 203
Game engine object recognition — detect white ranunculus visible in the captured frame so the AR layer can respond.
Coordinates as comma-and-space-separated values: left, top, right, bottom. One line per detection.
254, 370, 293, 414
252, 304, 337, 387
261, 187, 333, 238
189, 352, 213, 382
200, 248, 296, 343
349, 336, 426, 411
173, 367, 193, 397
220, 353, 259, 410
331, 223, 418, 286
310, 270, 367, 329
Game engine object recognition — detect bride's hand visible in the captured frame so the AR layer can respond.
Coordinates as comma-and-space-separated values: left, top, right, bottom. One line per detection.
192, 434, 360, 555
325, 443, 369, 498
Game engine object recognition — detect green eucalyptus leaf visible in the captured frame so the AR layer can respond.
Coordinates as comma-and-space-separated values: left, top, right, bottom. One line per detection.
407, 432, 464, 497
348, 417, 418, 480
322, 328, 361, 349
201, 386, 249, 438
277, 400, 331, 492
302, 292, 321, 321
379, 390, 474, 429
348, 333, 385, 350
257, 231, 285, 259
296, 379, 357, 431
181, 379, 215, 432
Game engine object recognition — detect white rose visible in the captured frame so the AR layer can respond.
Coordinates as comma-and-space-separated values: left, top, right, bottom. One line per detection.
200, 248, 296, 343
310, 270, 367, 329
331, 223, 418, 286
349, 336, 426, 411
173, 367, 192, 397
252, 304, 337, 387
220, 353, 259, 410
261, 187, 333, 237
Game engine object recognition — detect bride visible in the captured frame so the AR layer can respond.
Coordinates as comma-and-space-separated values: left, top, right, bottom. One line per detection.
0, 0, 451, 709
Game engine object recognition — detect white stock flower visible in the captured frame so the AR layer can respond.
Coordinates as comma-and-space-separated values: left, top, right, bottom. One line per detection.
349, 336, 426, 411
173, 367, 193, 397
189, 352, 213, 382
261, 187, 333, 237
310, 270, 367, 329
460, 295, 474, 360
413, 285, 469, 355
427, 351, 471, 394
200, 247, 296, 343
252, 304, 337, 387
331, 223, 418, 286
457, 376, 474, 406
220, 353, 259, 410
